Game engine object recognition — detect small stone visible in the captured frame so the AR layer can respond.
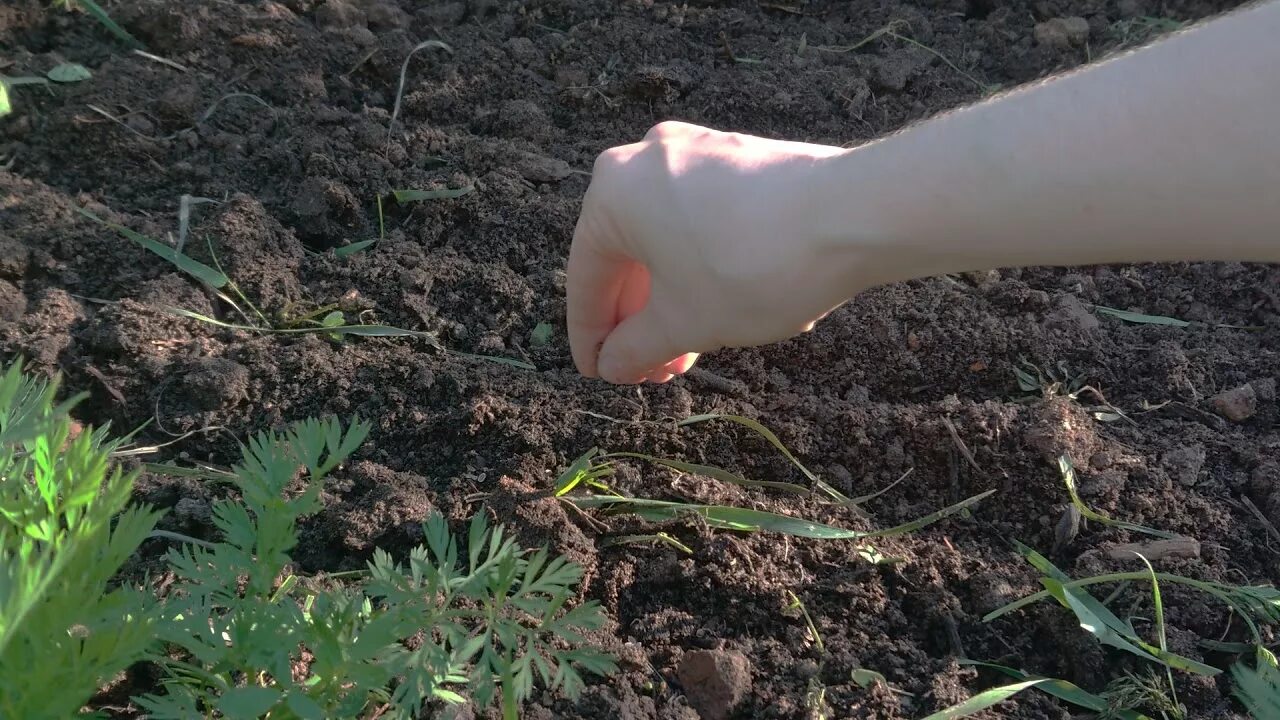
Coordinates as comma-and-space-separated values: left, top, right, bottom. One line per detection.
506, 37, 539, 65
827, 463, 853, 487
677, 650, 752, 720
963, 269, 1001, 288
1163, 444, 1206, 487
415, 1, 465, 26
1035, 17, 1090, 49
174, 497, 212, 523
125, 114, 156, 136
515, 152, 572, 183
1252, 378, 1276, 402
315, 0, 366, 29
1043, 294, 1099, 333
355, 0, 407, 29
1210, 384, 1258, 423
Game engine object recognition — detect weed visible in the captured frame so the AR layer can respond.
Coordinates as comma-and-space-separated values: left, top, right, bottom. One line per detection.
944, 661, 1149, 719
811, 20, 996, 93
1092, 305, 1262, 331
1058, 455, 1178, 540
529, 322, 554, 348
53, 0, 142, 48
993, 543, 1219, 675
1101, 670, 1184, 720
392, 187, 474, 203
389, 40, 453, 139
556, 414, 993, 544
599, 533, 693, 554
1232, 646, 1280, 717
1111, 16, 1184, 46
1094, 306, 1191, 327
1013, 358, 1130, 422
784, 591, 829, 720
1, 67, 90, 119
77, 206, 534, 368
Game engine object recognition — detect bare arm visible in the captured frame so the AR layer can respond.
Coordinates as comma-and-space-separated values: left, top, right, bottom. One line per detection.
567, 1, 1280, 384
817, 0, 1280, 286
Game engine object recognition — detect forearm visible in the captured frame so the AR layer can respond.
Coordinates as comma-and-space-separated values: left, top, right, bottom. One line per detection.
816, 0, 1280, 288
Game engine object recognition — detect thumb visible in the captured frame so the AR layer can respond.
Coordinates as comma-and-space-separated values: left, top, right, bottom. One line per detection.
597, 304, 684, 384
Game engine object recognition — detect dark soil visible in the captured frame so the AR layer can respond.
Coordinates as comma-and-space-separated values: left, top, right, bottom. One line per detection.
3, 0, 1277, 717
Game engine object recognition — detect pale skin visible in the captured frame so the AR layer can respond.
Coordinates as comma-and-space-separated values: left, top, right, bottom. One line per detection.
567, 0, 1280, 385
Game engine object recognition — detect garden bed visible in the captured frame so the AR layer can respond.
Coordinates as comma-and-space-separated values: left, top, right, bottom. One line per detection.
2, 0, 1276, 717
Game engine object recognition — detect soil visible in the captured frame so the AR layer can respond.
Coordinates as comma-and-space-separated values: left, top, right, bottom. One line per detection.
3, 0, 1277, 718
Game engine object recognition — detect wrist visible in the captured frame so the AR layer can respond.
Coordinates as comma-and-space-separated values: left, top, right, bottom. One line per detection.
802, 141, 937, 297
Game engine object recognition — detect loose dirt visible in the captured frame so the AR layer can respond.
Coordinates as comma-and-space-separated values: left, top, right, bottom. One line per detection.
3, 0, 1276, 717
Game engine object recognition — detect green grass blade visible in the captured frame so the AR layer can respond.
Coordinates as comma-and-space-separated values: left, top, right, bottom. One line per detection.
919, 679, 1048, 719
0, 81, 10, 117
1059, 455, 1178, 539
1093, 306, 1190, 327
859, 489, 995, 538
568, 490, 991, 541
680, 413, 817, 478
445, 350, 535, 370
553, 449, 612, 496
335, 239, 375, 258
392, 187, 473, 203
1136, 552, 1182, 711
958, 660, 1150, 719
1232, 646, 1280, 717
164, 306, 535, 369
1019, 543, 1221, 676
565, 497, 866, 539
163, 305, 429, 338
75, 0, 143, 48
678, 413, 855, 502
78, 209, 229, 289
46, 63, 92, 83
600, 533, 693, 554
603, 452, 811, 495
142, 462, 237, 482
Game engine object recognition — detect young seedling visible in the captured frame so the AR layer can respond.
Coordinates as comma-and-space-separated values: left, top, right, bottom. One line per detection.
555, 414, 995, 544
53, 0, 142, 48
811, 19, 996, 93
1232, 646, 1280, 717
1059, 455, 1179, 540
141, 417, 615, 719
1101, 670, 1184, 720
783, 591, 830, 719
389, 40, 453, 139
1092, 305, 1262, 331
78, 206, 534, 369
0, 360, 162, 719
984, 542, 1280, 682
936, 661, 1151, 719
392, 187, 474, 203
1013, 358, 1131, 423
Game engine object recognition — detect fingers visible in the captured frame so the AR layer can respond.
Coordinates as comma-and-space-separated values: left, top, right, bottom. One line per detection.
597, 304, 684, 385
566, 212, 632, 378
664, 352, 699, 375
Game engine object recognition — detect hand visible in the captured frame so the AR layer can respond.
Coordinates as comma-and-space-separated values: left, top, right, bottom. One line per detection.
567, 121, 854, 384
